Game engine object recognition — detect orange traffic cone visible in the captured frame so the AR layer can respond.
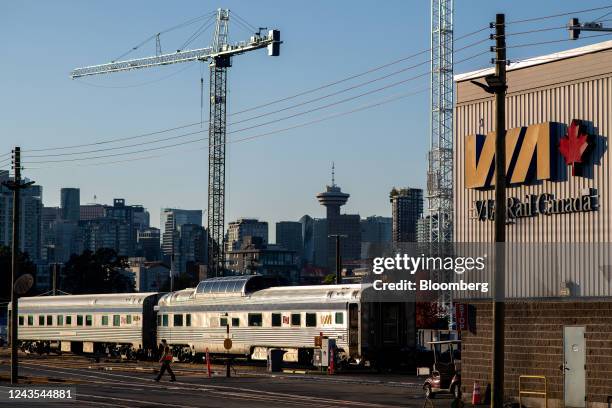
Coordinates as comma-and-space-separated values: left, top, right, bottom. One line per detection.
472, 381, 481, 405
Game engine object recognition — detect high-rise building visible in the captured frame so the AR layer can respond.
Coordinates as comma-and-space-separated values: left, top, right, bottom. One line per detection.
360, 216, 392, 259
133, 206, 150, 232
78, 217, 131, 255
316, 167, 361, 271
160, 208, 203, 263
0, 172, 43, 262
80, 204, 105, 220
389, 187, 423, 243
174, 223, 207, 274
137, 227, 161, 262
226, 218, 268, 252
299, 215, 328, 268
416, 215, 431, 243
275, 221, 303, 255
60, 188, 80, 222
41, 206, 60, 262
361, 216, 392, 243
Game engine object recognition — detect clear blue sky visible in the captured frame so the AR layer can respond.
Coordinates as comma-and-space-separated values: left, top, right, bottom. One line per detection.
2, 1, 611, 240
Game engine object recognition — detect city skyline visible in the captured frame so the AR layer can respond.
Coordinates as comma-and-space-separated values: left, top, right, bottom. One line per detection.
3, 1, 610, 238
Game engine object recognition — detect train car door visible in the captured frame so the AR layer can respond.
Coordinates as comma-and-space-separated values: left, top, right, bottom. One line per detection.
381, 303, 399, 345
348, 303, 359, 357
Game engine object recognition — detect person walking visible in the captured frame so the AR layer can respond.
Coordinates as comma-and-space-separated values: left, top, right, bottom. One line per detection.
154, 339, 176, 382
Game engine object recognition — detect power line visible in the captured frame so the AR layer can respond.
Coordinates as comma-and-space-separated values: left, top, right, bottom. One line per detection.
23, 49, 488, 166
506, 32, 612, 50
21, 33, 491, 156
506, 5, 612, 25
24, 47, 489, 162
25, 88, 430, 171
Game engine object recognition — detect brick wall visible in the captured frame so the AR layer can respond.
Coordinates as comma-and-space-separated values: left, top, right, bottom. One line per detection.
460, 301, 612, 405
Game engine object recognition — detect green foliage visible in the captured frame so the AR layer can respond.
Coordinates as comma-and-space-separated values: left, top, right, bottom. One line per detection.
60, 248, 134, 294
323, 274, 337, 285
0, 245, 38, 301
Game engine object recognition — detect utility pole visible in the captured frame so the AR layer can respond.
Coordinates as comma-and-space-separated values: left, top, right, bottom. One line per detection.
2, 147, 35, 384
328, 234, 347, 284
469, 13, 507, 406
492, 14, 507, 408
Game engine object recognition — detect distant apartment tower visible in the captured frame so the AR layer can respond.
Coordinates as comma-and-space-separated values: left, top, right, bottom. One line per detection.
174, 223, 207, 274
160, 208, 203, 262
361, 216, 392, 243
389, 187, 423, 243
360, 216, 392, 259
137, 227, 161, 261
80, 204, 105, 220
0, 171, 43, 262
416, 215, 431, 243
299, 215, 328, 268
276, 221, 303, 255
60, 188, 80, 222
226, 218, 268, 252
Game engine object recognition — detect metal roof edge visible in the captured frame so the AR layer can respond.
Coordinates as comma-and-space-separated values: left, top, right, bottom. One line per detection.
454, 39, 612, 82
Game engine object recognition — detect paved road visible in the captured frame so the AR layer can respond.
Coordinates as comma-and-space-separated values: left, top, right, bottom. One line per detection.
0, 354, 457, 407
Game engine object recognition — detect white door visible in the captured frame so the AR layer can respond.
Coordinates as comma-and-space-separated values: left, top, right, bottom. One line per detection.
563, 326, 586, 407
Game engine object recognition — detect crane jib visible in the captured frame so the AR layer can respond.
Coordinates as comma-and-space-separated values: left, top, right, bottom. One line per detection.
70, 32, 281, 79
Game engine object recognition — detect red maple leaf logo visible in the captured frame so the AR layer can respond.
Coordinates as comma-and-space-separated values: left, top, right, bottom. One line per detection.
559, 119, 589, 176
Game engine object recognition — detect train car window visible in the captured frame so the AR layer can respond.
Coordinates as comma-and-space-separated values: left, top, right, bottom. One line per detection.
220, 317, 228, 327
157, 315, 161, 326
291, 313, 301, 326
57, 315, 63, 326
248, 313, 262, 327
27, 316, 33, 326
335, 312, 344, 324
47, 315, 53, 326
113, 315, 120, 327
186, 314, 191, 327
38, 315, 45, 326
65, 316, 72, 325
18, 316, 24, 326
86, 315, 93, 326
232, 318, 240, 327
77, 315, 83, 326
306, 313, 317, 327
102, 316, 108, 326
174, 314, 183, 327
162, 314, 168, 327
271, 313, 281, 327
126, 315, 132, 325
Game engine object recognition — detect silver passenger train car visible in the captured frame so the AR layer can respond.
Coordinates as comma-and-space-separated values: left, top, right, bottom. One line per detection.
10, 276, 414, 366
12, 292, 160, 358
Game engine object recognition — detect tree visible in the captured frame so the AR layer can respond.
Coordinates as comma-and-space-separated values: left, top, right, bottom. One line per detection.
0, 245, 38, 301
323, 274, 336, 285
61, 248, 134, 294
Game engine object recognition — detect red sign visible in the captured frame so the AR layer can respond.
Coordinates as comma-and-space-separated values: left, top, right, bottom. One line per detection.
559, 119, 589, 175
455, 303, 467, 331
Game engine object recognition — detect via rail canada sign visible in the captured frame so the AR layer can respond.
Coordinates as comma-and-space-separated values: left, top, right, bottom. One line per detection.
466, 120, 599, 221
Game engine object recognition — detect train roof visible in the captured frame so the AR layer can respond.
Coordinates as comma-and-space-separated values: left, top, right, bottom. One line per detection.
11, 292, 159, 310
158, 278, 367, 307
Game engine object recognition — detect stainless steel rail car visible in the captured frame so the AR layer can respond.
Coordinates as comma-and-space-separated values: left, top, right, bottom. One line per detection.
156, 276, 415, 366
10, 293, 160, 358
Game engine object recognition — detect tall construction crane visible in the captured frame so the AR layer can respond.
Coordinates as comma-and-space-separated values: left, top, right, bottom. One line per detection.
71, 9, 281, 277
428, 0, 454, 325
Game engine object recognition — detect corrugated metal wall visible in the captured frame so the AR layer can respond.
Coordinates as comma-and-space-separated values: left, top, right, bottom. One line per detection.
454, 46, 612, 298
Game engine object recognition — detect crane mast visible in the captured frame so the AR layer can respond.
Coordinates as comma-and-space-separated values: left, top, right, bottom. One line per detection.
428, 0, 454, 324
71, 9, 281, 277
207, 9, 230, 278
